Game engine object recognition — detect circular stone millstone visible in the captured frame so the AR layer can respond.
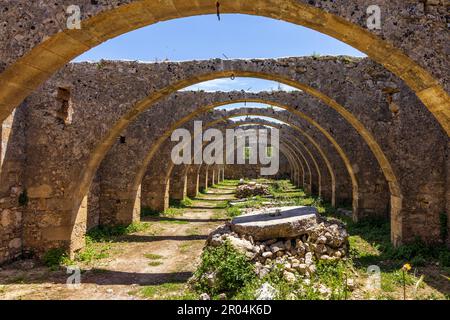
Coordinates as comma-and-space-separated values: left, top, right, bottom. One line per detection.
230, 206, 319, 241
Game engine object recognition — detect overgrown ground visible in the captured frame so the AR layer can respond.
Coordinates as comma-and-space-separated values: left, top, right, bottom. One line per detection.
0, 180, 448, 300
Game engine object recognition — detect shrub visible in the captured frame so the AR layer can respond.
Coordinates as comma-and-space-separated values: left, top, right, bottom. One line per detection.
193, 241, 256, 296
270, 180, 290, 193
180, 197, 193, 207
43, 248, 71, 270
225, 206, 241, 218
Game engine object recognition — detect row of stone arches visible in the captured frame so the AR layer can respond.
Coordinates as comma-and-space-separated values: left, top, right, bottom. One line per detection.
0, 1, 448, 264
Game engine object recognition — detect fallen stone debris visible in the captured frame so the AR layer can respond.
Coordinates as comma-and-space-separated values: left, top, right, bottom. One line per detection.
235, 183, 270, 199
203, 206, 349, 286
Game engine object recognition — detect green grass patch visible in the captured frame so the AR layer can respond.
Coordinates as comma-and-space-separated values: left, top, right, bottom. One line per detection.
42, 248, 72, 270
144, 253, 164, 260
138, 283, 197, 300
226, 206, 241, 218
87, 223, 150, 242
160, 219, 189, 225
193, 241, 256, 297
163, 207, 185, 217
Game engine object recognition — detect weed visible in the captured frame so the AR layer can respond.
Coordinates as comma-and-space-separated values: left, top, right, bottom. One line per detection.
43, 248, 72, 270
87, 223, 150, 242
225, 206, 241, 217
139, 283, 197, 300
144, 253, 164, 260
193, 241, 256, 296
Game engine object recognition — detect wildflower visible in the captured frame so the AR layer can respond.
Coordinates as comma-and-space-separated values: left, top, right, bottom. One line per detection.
402, 263, 412, 272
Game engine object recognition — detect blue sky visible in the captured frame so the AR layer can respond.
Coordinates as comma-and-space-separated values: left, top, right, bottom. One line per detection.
74, 14, 365, 92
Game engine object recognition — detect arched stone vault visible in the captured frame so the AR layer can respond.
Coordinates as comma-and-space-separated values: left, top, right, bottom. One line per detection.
0, 0, 448, 132
137, 113, 342, 218
1, 57, 447, 263
167, 119, 321, 202
0, 2, 448, 264
89, 87, 385, 238
141, 119, 312, 215
16, 58, 440, 253
178, 124, 315, 199
138, 107, 369, 226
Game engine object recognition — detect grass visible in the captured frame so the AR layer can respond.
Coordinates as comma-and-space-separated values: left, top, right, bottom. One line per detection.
137, 283, 197, 300
42, 222, 153, 269
87, 223, 151, 242
185, 226, 202, 236
192, 179, 450, 300
226, 206, 241, 217
163, 207, 185, 217
144, 253, 164, 260
159, 219, 189, 225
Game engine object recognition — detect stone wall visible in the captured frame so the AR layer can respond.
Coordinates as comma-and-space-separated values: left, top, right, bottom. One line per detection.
0, 56, 447, 264
0, 105, 27, 264
0, 1, 448, 138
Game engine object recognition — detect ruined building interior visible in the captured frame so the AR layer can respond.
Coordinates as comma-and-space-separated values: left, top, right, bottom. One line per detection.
0, 1, 448, 300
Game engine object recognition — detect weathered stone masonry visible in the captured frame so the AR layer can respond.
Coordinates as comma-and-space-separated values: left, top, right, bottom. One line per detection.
0, 53, 448, 263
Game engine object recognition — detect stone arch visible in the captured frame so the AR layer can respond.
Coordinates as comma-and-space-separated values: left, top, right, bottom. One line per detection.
160, 122, 308, 209
72, 69, 400, 246
104, 99, 368, 233
144, 114, 341, 217
0, 0, 448, 136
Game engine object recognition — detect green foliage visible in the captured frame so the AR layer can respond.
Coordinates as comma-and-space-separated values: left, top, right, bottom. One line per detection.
170, 197, 193, 208
87, 223, 149, 242
161, 219, 188, 225
144, 253, 164, 260
270, 180, 290, 193
163, 207, 185, 217
194, 241, 256, 296
43, 248, 71, 270
18, 189, 28, 206
314, 260, 349, 300
138, 283, 197, 300
225, 206, 241, 217
76, 241, 110, 263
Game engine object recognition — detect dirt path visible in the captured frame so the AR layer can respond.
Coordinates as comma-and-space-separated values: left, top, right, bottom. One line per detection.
0, 186, 235, 300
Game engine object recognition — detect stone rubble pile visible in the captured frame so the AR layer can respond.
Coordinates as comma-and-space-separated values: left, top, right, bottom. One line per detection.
235, 183, 270, 199
207, 217, 349, 282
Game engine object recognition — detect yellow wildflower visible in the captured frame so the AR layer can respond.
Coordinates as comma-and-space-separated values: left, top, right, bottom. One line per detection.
402, 263, 412, 272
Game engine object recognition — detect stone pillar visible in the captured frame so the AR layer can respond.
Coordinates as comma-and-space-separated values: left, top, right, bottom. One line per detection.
186, 165, 199, 198
140, 154, 171, 213
197, 165, 208, 193
170, 165, 188, 201
216, 168, 221, 184
0, 107, 26, 264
